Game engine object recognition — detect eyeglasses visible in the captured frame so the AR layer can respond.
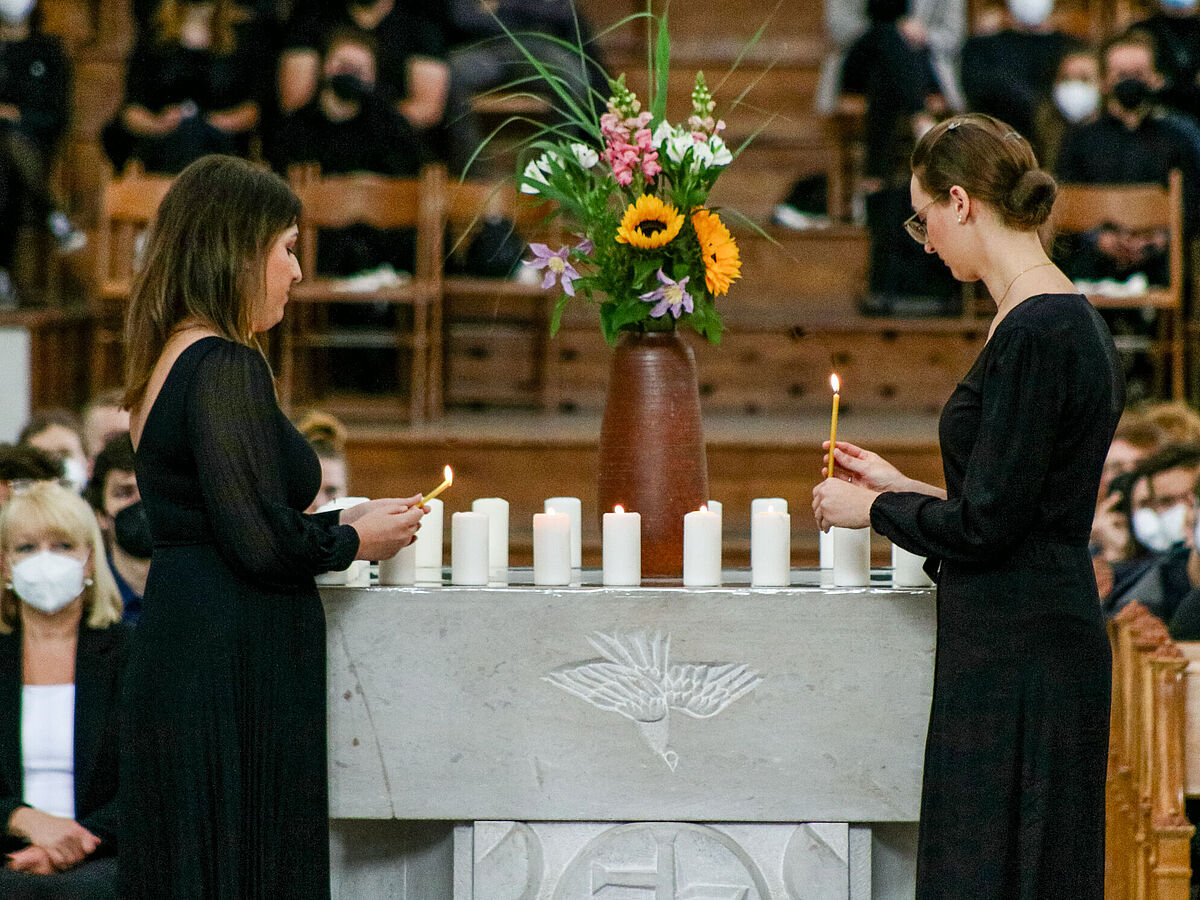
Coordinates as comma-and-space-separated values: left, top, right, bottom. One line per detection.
903, 197, 940, 244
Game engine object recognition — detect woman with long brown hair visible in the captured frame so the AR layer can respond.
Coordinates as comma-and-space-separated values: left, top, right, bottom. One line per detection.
814, 114, 1124, 898
119, 154, 425, 898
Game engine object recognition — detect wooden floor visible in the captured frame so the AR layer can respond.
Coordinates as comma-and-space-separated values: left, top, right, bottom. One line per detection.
344, 409, 944, 568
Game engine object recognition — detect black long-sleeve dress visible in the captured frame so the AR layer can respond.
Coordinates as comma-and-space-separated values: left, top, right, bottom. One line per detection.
120, 337, 359, 899
870, 294, 1124, 899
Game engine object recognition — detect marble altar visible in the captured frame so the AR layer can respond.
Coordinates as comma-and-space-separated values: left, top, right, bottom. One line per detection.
324, 570, 934, 899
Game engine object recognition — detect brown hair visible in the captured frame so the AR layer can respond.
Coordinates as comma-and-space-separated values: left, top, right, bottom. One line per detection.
0, 481, 122, 633
18, 408, 84, 448
153, 0, 244, 55
1101, 29, 1159, 80
910, 113, 1057, 231
123, 155, 301, 411
296, 409, 347, 461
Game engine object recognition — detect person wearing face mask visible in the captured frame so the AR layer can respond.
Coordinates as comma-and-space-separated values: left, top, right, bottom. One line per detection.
1102, 443, 1200, 618
1133, 0, 1200, 122
959, 0, 1077, 143
18, 409, 88, 495
1032, 46, 1101, 172
84, 434, 147, 625
0, 480, 127, 899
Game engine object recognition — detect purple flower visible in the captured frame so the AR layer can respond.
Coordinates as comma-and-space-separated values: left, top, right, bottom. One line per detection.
640, 269, 693, 319
524, 243, 579, 296
574, 235, 594, 255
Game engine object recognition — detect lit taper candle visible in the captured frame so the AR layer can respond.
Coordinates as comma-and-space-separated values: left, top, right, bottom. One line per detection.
422, 465, 454, 504
827, 373, 840, 480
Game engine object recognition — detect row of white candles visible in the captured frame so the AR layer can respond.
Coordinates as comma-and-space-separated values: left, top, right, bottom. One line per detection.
367, 496, 931, 589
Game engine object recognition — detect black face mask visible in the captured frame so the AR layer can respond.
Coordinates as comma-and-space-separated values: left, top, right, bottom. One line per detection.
1112, 77, 1152, 112
113, 501, 153, 560
326, 73, 370, 104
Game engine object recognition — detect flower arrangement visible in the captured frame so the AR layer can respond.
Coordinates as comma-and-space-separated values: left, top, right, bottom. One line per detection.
512, 18, 745, 346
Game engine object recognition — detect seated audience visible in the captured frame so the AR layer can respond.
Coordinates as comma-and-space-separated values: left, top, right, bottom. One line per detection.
1033, 45, 1102, 172
275, 0, 467, 170
297, 410, 349, 513
960, 0, 1076, 142
80, 390, 129, 473
1103, 442, 1200, 618
0, 481, 126, 899
84, 435, 147, 625
18, 410, 87, 494
1131, 0, 1200, 123
104, 0, 263, 174
840, 0, 960, 313
0, 0, 84, 306
0, 443, 61, 505
1093, 411, 1166, 592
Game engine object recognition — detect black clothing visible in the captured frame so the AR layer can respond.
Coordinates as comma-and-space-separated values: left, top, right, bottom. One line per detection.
961, 29, 1075, 140
1104, 543, 1191, 622
0, 621, 128, 854
120, 337, 358, 898
1057, 110, 1200, 232
1132, 13, 1200, 121
871, 294, 1124, 898
283, 3, 445, 99
0, 33, 70, 157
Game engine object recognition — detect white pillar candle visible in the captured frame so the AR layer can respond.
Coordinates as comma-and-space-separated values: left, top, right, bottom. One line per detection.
316, 496, 370, 585
378, 541, 417, 586
833, 526, 871, 586
752, 497, 788, 516
451, 511, 489, 585
602, 505, 641, 586
413, 497, 444, 573
534, 509, 572, 585
545, 497, 582, 568
751, 507, 790, 587
892, 543, 934, 587
705, 499, 723, 518
471, 497, 509, 581
819, 527, 835, 569
683, 506, 722, 587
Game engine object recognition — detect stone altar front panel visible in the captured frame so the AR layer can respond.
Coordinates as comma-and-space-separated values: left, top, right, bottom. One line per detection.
324, 577, 935, 824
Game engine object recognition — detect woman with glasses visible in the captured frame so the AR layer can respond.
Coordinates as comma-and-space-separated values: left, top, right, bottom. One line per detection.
0, 481, 127, 899
813, 113, 1123, 899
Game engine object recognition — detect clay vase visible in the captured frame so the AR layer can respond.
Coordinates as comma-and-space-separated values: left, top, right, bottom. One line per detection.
597, 330, 709, 577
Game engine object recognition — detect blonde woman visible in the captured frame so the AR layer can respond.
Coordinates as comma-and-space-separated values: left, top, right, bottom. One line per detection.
0, 481, 126, 899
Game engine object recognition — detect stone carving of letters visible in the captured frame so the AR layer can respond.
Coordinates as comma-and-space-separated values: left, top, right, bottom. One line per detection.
544, 631, 762, 770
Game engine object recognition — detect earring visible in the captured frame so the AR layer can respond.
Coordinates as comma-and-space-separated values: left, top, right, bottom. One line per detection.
957, 216, 964, 224
84, 578, 93, 587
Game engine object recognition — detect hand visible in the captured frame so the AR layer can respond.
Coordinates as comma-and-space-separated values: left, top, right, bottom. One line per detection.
812, 476, 880, 532
1090, 492, 1128, 562
6, 845, 55, 875
338, 495, 423, 526
822, 441, 908, 492
348, 499, 426, 560
7, 808, 99, 870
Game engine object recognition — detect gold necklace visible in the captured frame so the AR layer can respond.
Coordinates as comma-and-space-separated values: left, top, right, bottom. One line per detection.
996, 261, 1055, 307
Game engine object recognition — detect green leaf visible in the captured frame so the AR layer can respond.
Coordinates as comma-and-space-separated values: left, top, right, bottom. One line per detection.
650, 10, 671, 123
549, 294, 571, 337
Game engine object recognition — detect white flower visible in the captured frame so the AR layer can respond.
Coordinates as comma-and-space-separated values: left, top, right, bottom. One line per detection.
651, 120, 676, 149
706, 134, 733, 167
520, 158, 547, 194
569, 142, 599, 169
666, 132, 695, 165
692, 140, 714, 168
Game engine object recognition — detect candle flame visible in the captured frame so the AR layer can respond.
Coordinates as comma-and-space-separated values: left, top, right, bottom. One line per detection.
700, 504, 708, 513
420, 464, 455, 503
830, 372, 840, 393
614, 504, 625, 514
444, 465, 453, 483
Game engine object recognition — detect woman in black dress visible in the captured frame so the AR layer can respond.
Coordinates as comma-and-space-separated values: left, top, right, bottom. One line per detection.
813, 113, 1124, 899
119, 154, 426, 898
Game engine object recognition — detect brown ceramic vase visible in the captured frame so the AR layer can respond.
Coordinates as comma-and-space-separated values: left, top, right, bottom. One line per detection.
597, 330, 709, 577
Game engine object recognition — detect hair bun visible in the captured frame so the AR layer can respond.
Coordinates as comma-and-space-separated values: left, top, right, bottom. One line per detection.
296, 410, 347, 454
1009, 169, 1057, 229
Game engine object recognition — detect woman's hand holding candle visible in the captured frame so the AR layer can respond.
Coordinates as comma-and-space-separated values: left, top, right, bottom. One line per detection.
822, 441, 908, 491
345, 497, 426, 560
812, 477, 879, 533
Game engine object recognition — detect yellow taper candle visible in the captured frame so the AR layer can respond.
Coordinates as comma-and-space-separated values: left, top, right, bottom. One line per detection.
827, 373, 840, 480
421, 465, 454, 503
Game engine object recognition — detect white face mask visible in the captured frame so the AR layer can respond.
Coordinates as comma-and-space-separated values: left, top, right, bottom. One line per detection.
61, 456, 87, 495
1053, 80, 1100, 123
0, 0, 34, 24
1007, 0, 1053, 26
9, 551, 86, 615
1132, 503, 1189, 553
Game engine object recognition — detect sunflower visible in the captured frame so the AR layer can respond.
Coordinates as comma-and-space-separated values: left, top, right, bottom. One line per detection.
616, 195, 685, 249
691, 208, 741, 296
